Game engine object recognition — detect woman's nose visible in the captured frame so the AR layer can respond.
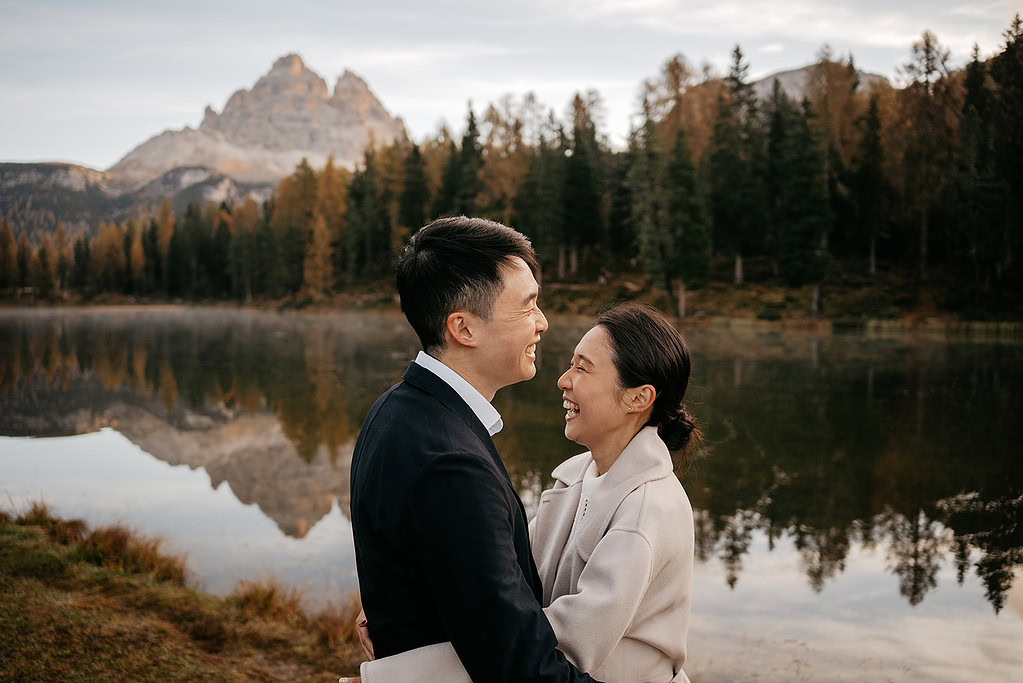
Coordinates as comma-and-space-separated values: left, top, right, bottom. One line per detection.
557, 369, 571, 390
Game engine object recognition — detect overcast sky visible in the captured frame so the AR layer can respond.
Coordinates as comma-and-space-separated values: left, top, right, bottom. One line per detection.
1, 0, 1019, 170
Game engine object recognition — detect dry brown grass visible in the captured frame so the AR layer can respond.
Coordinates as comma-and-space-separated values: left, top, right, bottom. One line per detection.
310, 591, 363, 649
230, 579, 306, 624
51, 517, 87, 545
76, 524, 187, 585
2, 504, 366, 680
14, 502, 87, 545
15, 500, 56, 527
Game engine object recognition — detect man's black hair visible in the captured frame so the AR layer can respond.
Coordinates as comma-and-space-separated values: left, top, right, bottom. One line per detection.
396, 216, 539, 354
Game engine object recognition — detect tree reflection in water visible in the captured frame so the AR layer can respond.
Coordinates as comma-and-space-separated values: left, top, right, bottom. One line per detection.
1, 310, 1021, 612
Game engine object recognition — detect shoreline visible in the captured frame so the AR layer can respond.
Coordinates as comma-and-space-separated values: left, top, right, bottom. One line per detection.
0, 503, 365, 681
2, 298, 1021, 342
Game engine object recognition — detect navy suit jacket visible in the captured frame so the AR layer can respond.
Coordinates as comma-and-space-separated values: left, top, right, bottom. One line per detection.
350, 362, 596, 682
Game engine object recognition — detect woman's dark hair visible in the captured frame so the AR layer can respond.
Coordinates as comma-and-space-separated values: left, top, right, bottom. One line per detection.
597, 303, 700, 460
396, 216, 538, 354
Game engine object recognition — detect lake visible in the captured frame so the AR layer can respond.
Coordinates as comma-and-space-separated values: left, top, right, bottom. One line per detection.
1, 307, 1021, 682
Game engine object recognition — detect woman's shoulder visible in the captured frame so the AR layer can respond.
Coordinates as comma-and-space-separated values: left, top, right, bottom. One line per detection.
612, 476, 693, 541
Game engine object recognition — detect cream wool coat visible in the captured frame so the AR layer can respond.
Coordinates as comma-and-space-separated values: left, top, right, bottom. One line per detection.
529, 427, 694, 683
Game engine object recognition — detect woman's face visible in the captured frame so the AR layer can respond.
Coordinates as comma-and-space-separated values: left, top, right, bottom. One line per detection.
557, 325, 630, 449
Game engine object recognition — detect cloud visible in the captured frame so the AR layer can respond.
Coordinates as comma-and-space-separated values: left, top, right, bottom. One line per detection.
544, 0, 1008, 59
760, 43, 786, 53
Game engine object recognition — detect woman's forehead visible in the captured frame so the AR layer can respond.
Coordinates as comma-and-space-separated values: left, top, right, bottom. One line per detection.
574, 326, 610, 359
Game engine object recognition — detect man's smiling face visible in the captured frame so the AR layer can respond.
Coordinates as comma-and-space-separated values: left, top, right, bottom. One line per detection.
474, 257, 549, 393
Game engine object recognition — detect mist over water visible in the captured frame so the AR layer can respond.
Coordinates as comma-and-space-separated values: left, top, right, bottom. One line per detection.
1, 308, 1021, 681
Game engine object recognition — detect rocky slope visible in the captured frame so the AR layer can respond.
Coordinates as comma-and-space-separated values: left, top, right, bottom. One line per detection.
107, 54, 407, 190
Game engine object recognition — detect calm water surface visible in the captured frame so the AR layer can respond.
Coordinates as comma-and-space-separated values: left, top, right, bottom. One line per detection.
1, 307, 1021, 682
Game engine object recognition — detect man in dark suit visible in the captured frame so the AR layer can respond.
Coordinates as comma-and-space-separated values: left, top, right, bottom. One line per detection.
351, 217, 597, 681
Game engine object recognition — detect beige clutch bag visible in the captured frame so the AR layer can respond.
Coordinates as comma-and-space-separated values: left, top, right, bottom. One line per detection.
360, 641, 472, 682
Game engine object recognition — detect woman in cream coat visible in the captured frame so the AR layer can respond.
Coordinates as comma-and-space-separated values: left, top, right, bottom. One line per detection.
530, 304, 697, 683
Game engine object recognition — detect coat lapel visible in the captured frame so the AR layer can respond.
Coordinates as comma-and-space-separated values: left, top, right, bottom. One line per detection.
533, 452, 593, 603
400, 362, 514, 488
538, 428, 674, 566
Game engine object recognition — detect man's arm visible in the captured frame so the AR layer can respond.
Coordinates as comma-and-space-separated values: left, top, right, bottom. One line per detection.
407, 452, 599, 683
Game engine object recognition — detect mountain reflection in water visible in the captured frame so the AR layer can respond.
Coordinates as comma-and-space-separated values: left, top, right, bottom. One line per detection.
0, 308, 1021, 617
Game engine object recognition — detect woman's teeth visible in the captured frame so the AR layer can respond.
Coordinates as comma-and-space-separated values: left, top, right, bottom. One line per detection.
562, 399, 579, 418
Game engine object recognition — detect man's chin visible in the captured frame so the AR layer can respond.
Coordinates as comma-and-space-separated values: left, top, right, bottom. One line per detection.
516, 362, 537, 383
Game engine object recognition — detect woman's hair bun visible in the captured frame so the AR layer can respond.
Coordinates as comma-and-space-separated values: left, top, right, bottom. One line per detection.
657, 405, 697, 452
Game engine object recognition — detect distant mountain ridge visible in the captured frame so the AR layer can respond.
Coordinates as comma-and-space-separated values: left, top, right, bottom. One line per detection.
0, 58, 889, 238
0, 54, 407, 236
108, 54, 407, 191
749, 64, 889, 102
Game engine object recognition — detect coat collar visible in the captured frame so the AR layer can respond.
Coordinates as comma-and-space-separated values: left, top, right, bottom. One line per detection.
400, 362, 514, 485
552, 426, 673, 492
547, 426, 673, 561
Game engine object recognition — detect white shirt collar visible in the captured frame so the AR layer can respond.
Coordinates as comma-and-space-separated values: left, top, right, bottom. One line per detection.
414, 351, 504, 436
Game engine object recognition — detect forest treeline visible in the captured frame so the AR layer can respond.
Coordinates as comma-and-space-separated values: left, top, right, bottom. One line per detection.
1, 18, 1021, 317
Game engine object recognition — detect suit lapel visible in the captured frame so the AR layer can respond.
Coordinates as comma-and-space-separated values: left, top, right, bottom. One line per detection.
401, 362, 514, 488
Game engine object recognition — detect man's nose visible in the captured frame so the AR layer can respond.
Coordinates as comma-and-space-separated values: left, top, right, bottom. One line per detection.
536, 307, 549, 333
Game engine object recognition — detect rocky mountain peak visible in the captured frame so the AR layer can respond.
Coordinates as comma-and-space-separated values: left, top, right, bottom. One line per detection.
272, 53, 307, 75
107, 54, 406, 189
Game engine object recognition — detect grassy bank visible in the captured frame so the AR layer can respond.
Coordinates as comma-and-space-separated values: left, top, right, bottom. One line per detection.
0, 503, 364, 681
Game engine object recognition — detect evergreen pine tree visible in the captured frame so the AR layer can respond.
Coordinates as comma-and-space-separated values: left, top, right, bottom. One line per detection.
900, 30, 955, 282
16, 232, 31, 288
853, 95, 887, 276
512, 132, 565, 275
0, 219, 16, 291
432, 141, 461, 218
36, 233, 55, 295
345, 151, 392, 278
167, 205, 200, 298
709, 48, 770, 285
54, 221, 70, 292
607, 148, 637, 260
628, 114, 671, 308
563, 95, 603, 276
228, 197, 261, 302
707, 95, 746, 283
211, 210, 232, 297
664, 128, 711, 316
399, 144, 430, 230
454, 105, 483, 215
71, 238, 90, 292
775, 100, 831, 309
988, 15, 1023, 290
143, 219, 160, 294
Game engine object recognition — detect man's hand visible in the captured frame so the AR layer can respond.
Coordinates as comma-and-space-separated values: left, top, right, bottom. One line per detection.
356, 608, 374, 660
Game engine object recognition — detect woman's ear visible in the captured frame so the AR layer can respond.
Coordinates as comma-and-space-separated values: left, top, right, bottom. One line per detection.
626, 385, 656, 413
445, 311, 478, 348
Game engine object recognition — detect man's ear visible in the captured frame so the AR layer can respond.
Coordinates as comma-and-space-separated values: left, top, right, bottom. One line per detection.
445, 311, 479, 348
